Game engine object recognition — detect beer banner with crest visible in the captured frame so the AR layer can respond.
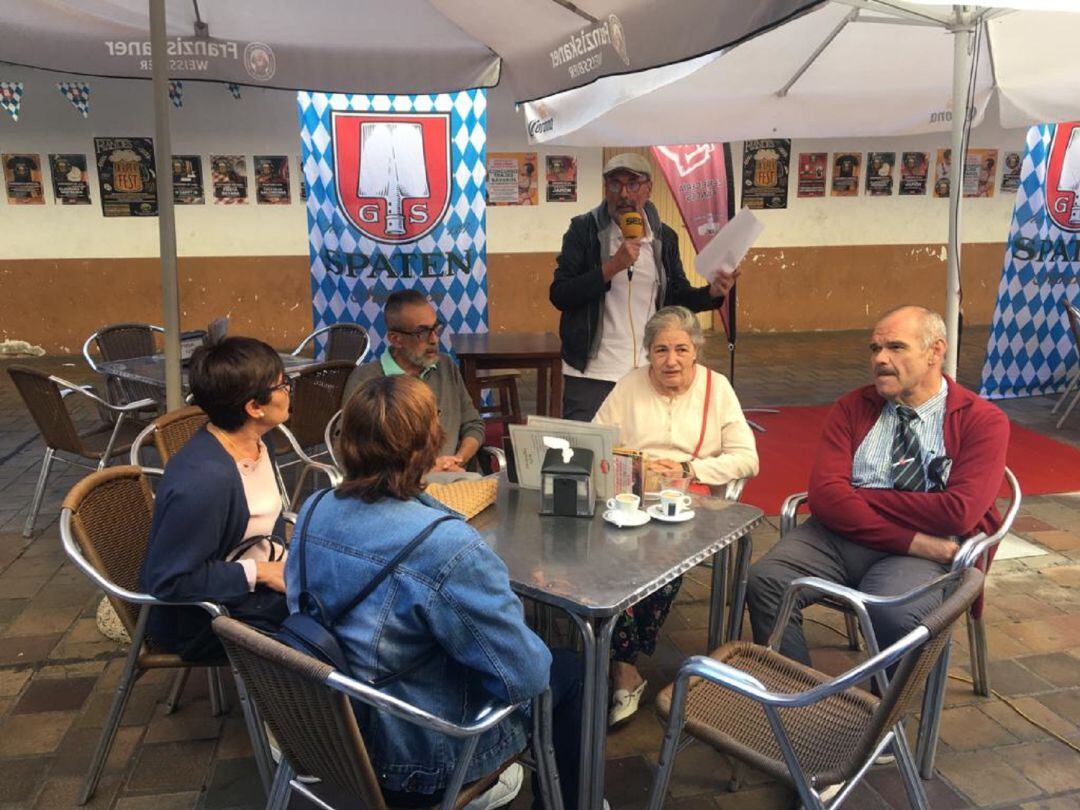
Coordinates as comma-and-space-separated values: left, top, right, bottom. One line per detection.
297, 90, 488, 358
980, 123, 1080, 400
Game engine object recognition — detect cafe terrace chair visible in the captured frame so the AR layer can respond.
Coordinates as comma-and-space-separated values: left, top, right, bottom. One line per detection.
272, 361, 354, 507
8, 365, 154, 537
211, 614, 565, 810
1051, 300, 1080, 428
777, 467, 1022, 777
129, 404, 210, 466
647, 567, 983, 810
292, 323, 371, 366
58, 466, 257, 804
82, 322, 166, 408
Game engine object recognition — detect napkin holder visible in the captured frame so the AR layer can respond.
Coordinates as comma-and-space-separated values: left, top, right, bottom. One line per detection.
539, 447, 595, 517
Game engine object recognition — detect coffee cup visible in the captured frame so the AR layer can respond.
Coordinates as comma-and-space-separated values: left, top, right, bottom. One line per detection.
606, 492, 641, 514
659, 489, 692, 517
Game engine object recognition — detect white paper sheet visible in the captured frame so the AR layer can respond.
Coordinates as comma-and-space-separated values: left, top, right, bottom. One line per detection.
694, 208, 764, 282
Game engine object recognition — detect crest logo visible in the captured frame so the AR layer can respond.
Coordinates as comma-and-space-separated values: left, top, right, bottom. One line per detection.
608, 14, 630, 67
1047, 122, 1080, 232
244, 42, 276, 81
655, 145, 714, 178
331, 111, 451, 244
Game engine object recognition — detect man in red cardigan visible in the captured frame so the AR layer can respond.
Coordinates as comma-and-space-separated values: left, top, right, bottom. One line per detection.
747, 305, 1008, 664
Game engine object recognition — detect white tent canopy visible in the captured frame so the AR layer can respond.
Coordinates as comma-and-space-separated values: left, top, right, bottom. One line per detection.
523, 1, 1080, 380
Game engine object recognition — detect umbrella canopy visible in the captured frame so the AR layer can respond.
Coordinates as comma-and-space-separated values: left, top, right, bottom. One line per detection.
523, 1, 1080, 380
0, 0, 818, 103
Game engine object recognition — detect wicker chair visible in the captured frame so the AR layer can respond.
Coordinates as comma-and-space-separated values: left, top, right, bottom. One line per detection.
129, 404, 210, 466
59, 466, 245, 804
83, 322, 166, 407
778, 466, 1022, 777
647, 568, 984, 810
1052, 300, 1080, 428
292, 323, 371, 366
8, 365, 153, 537
212, 615, 565, 810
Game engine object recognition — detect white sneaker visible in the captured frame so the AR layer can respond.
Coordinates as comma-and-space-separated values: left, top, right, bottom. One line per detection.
465, 762, 524, 810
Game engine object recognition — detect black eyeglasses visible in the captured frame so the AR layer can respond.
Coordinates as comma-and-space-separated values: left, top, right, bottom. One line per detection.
268, 378, 294, 396
391, 321, 445, 342
605, 178, 645, 194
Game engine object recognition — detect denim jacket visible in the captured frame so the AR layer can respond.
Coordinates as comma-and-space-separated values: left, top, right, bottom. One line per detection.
285, 490, 552, 796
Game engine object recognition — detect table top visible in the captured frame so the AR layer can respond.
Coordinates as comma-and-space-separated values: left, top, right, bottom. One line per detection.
450, 331, 561, 359
98, 353, 318, 388
470, 481, 764, 618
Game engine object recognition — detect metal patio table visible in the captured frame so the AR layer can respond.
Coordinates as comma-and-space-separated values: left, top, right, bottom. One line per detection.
97, 353, 319, 392
470, 479, 764, 810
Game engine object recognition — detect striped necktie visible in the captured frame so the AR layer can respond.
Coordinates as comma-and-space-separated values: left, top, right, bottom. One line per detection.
892, 405, 927, 492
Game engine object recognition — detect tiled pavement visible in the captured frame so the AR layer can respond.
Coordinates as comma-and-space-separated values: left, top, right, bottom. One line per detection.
0, 327, 1078, 809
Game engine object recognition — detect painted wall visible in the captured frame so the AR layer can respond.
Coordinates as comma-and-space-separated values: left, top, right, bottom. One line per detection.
0, 63, 1027, 351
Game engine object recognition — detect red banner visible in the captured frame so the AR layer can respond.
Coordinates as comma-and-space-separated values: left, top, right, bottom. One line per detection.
650, 144, 736, 342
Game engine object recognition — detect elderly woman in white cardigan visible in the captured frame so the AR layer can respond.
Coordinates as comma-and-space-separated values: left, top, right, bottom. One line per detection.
593, 305, 759, 725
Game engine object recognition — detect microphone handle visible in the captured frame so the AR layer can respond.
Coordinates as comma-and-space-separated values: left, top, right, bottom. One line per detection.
627, 264, 633, 281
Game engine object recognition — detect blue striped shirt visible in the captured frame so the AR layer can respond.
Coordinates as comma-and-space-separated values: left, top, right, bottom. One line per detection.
852, 379, 948, 490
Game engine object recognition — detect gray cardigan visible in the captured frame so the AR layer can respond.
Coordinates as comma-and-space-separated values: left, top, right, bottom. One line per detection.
343, 352, 486, 456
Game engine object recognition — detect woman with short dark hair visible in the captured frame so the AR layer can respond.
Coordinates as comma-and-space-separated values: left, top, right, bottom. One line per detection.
287, 375, 584, 809
140, 336, 292, 659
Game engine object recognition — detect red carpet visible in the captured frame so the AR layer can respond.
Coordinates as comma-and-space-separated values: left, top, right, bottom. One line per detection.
741, 405, 1080, 515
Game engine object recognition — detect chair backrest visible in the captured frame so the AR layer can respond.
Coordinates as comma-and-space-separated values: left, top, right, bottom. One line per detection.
153, 405, 210, 464
89, 323, 161, 364
324, 408, 344, 470
61, 466, 156, 638
7, 365, 87, 455
284, 361, 355, 448
325, 324, 370, 365
212, 615, 388, 807
852, 568, 985, 773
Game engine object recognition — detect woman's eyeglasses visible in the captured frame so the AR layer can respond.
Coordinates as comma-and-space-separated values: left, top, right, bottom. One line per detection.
268, 378, 294, 396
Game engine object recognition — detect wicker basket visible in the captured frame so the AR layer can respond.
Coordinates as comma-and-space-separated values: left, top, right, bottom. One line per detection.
427, 477, 498, 520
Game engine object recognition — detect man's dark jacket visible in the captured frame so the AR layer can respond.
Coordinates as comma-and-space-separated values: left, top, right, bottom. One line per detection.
549, 200, 723, 372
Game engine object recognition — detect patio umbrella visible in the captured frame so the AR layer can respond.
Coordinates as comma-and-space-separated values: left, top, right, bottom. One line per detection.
522, 1, 1080, 378
1, 0, 817, 407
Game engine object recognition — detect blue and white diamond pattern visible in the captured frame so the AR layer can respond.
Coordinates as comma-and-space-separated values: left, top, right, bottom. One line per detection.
298, 90, 487, 359
980, 124, 1079, 399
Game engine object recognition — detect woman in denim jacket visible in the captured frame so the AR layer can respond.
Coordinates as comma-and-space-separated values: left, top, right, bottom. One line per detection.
286, 374, 581, 808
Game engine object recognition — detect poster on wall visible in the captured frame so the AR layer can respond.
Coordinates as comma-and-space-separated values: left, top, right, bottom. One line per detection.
297, 90, 489, 359
796, 152, 827, 198
831, 152, 860, 196
3, 153, 45, 205
981, 122, 1080, 399
545, 155, 577, 202
94, 137, 157, 217
866, 152, 895, 196
211, 155, 248, 204
1001, 151, 1022, 193
255, 155, 290, 204
741, 139, 789, 209
48, 154, 90, 205
172, 155, 204, 204
298, 156, 308, 200
932, 148, 952, 198
899, 151, 929, 196
487, 151, 537, 205
934, 148, 998, 198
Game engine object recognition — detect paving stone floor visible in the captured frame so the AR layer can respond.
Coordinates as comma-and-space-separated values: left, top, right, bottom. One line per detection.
0, 326, 1078, 809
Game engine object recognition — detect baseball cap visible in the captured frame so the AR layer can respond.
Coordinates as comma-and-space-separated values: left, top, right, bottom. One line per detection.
603, 152, 651, 179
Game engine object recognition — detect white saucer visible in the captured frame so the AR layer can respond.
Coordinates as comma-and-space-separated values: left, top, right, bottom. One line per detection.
603, 508, 651, 528
647, 504, 695, 523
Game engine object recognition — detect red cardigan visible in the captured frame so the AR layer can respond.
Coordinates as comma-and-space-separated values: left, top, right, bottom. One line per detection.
807, 377, 1009, 555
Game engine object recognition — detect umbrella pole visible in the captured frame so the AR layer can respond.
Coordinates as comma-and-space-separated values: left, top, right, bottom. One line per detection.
149, 0, 183, 409
945, 12, 976, 380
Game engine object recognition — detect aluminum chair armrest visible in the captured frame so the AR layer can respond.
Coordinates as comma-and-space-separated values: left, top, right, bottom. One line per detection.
291, 324, 334, 356
482, 445, 507, 472
82, 332, 103, 373
779, 491, 808, 536
274, 424, 343, 487
324, 669, 519, 738
282, 511, 297, 525
130, 421, 157, 465
50, 374, 155, 413
724, 478, 747, 502
952, 532, 990, 571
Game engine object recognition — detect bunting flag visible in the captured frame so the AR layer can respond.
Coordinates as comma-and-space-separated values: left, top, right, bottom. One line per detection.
57, 82, 91, 118
227, 82, 242, 100
168, 80, 183, 108
0, 82, 24, 122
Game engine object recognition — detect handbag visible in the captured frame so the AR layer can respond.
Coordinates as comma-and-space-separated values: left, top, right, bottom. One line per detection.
277, 488, 456, 684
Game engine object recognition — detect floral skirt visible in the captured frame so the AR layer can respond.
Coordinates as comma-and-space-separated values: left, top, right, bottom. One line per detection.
611, 576, 682, 664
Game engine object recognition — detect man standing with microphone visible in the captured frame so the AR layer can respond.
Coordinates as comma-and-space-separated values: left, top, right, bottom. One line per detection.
551, 152, 739, 420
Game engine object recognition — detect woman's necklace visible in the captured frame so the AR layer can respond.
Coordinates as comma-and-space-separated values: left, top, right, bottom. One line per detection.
210, 425, 261, 461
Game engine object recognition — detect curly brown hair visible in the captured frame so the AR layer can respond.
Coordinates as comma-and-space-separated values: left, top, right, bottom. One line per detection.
337, 375, 445, 502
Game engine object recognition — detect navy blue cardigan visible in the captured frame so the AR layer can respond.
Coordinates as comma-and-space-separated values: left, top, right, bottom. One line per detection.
139, 427, 283, 651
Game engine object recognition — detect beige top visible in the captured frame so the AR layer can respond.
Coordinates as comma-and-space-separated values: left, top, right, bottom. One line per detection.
233, 444, 285, 590
593, 365, 759, 487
